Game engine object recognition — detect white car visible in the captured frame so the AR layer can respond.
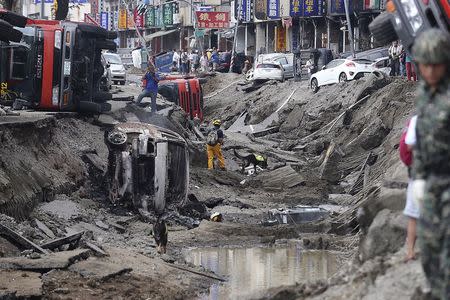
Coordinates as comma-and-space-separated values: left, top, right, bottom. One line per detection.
252, 62, 285, 82
310, 59, 375, 93
257, 53, 294, 78
104, 52, 127, 85
371, 57, 391, 75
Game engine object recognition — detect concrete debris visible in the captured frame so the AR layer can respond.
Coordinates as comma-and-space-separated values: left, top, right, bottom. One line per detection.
40, 199, 81, 220
84, 242, 108, 257
0, 270, 42, 298
254, 166, 305, 190
69, 259, 132, 280
40, 231, 84, 250
0, 223, 49, 254
0, 249, 90, 272
34, 219, 55, 239
95, 220, 110, 230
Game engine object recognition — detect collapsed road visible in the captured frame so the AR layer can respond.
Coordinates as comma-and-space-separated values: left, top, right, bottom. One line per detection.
0, 70, 427, 299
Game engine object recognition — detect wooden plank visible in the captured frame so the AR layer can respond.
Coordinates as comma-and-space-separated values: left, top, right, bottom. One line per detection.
34, 219, 55, 239
0, 224, 49, 254
40, 231, 84, 250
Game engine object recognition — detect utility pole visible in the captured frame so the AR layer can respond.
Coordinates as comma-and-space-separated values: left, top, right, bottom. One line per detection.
343, 0, 355, 57
229, 0, 241, 73
40, 0, 45, 19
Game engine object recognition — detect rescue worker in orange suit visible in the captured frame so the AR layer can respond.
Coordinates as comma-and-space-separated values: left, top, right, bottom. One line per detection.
206, 119, 225, 170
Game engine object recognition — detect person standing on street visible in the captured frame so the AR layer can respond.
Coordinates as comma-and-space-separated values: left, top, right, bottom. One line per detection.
411, 29, 450, 300
180, 50, 189, 75
389, 40, 403, 76
135, 64, 164, 112
206, 119, 225, 170
211, 48, 219, 71
172, 49, 180, 72
200, 52, 209, 73
405, 54, 417, 81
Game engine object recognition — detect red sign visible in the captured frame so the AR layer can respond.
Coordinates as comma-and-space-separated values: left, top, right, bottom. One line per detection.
134, 8, 144, 28
195, 12, 229, 29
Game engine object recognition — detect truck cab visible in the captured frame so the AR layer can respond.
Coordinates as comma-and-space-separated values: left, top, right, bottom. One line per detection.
0, 15, 117, 113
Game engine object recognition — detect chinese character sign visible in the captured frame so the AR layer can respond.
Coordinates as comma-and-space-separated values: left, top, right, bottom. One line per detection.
303, 0, 323, 16
328, 0, 350, 15
100, 12, 108, 29
290, 0, 302, 16
163, 3, 173, 25
276, 26, 286, 51
146, 7, 155, 27
195, 12, 230, 28
254, 0, 267, 19
118, 8, 127, 29
267, 0, 279, 18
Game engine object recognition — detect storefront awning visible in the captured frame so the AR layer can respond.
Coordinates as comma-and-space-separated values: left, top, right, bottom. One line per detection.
144, 29, 179, 42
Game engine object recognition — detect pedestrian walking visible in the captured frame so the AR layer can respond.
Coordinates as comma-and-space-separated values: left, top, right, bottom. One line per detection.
135, 64, 164, 112
200, 52, 209, 73
206, 119, 225, 170
405, 54, 417, 81
180, 50, 189, 75
389, 41, 403, 76
172, 49, 180, 72
399, 115, 419, 262
411, 29, 450, 300
211, 48, 219, 71
192, 50, 200, 73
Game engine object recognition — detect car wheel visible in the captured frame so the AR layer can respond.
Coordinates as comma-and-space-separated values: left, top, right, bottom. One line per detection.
245, 70, 254, 82
54, 0, 69, 20
120, 81, 125, 85
311, 78, 319, 93
369, 12, 398, 45
339, 73, 347, 83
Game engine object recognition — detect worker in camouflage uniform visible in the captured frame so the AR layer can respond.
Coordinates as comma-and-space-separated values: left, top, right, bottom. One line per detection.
411, 28, 450, 300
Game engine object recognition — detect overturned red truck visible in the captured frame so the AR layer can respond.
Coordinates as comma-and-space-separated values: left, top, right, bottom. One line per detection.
0, 9, 116, 113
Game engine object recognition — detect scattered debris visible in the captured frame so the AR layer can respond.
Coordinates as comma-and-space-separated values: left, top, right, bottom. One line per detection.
69, 259, 132, 280
210, 212, 223, 222
266, 206, 330, 225
40, 231, 84, 250
34, 219, 55, 239
0, 224, 49, 254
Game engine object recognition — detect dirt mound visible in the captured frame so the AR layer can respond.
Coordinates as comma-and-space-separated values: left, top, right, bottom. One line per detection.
0, 117, 107, 220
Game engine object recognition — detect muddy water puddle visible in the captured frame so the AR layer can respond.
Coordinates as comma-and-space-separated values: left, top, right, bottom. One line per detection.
185, 242, 342, 300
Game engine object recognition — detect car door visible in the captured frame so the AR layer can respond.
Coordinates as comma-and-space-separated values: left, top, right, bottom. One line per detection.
320, 60, 342, 84
276, 57, 293, 78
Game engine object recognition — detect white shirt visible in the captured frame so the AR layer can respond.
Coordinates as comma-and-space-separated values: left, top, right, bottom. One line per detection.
405, 115, 417, 146
172, 52, 180, 63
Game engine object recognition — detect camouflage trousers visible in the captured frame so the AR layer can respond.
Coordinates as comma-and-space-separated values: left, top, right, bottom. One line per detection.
418, 176, 450, 300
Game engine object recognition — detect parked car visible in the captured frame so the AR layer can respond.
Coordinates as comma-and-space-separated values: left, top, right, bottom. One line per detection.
100, 54, 112, 91
257, 53, 294, 78
371, 57, 391, 75
347, 47, 389, 61
103, 52, 126, 85
310, 59, 375, 93
253, 62, 285, 82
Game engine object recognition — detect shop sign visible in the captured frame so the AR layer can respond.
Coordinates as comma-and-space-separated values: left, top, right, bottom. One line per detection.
163, 3, 174, 25
267, 0, 279, 18
328, 0, 352, 15
118, 8, 127, 29
146, 7, 155, 27
254, 0, 267, 20
363, 0, 380, 10
303, 0, 324, 17
100, 12, 108, 29
280, 0, 290, 17
196, 11, 230, 28
276, 26, 286, 51
290, 0, 301, 16
237, 0, 253, 22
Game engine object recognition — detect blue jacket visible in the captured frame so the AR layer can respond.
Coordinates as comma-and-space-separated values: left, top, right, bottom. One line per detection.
145, 72, 162, 93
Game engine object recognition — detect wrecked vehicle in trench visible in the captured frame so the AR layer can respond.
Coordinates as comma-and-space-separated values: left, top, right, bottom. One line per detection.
105, 122, 189, 214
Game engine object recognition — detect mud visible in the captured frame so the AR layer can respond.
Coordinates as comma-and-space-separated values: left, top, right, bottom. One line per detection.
0, 72, 425, 299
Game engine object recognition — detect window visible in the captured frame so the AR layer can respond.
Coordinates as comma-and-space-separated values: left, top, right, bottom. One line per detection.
10, 47, 28, 79
326, 60, 344, 69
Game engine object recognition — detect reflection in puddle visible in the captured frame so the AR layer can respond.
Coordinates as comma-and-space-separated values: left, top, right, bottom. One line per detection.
186, 243, 341, 300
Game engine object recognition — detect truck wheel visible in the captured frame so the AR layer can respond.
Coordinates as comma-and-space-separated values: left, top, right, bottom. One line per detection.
77, 23, 108, 39
369, 12, 398, 45
94, 91, 113, 102
54, 0, 69, 20
0, 20, 22, 42
107, 31, 118, 40
0, 10, 28, 27
96, 39, 117, 51
311, 78, 319, 93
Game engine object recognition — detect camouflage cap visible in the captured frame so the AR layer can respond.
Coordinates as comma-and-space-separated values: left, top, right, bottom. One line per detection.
412, 29, 450, 64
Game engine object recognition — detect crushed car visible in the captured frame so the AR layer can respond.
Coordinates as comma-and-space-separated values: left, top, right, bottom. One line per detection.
105, 122, 189, 214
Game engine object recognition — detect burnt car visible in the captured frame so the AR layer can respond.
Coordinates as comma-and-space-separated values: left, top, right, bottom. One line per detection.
105, 122, 189, 213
